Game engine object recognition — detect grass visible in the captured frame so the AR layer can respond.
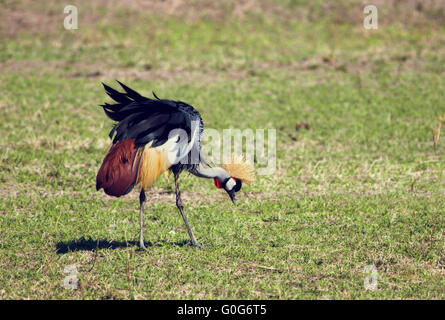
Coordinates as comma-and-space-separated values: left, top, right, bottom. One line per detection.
0, 0, 444, 299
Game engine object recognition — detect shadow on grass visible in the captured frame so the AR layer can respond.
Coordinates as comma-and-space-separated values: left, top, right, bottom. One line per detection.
55, 237, 190, 254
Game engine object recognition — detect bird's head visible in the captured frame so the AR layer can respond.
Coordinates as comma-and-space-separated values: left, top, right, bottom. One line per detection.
213, 177, 242, 204
213, 155, 255, 205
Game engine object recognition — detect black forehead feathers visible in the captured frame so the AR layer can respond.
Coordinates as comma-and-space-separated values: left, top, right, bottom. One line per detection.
234, 178, 242, 192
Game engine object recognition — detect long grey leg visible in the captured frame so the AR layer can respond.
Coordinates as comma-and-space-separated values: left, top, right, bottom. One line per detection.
139, 189, 147, 250
174, 172, 200, 247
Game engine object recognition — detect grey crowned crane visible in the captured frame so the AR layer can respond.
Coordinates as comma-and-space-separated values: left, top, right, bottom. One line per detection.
96, 81, 254, 249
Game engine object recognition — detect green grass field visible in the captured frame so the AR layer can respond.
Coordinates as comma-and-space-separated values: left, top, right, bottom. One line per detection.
0, 0, 444, 299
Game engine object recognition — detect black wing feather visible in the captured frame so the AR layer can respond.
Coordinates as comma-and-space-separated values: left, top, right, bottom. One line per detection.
99, 82, 202, 149
117, 80, 145, 101
152, 91, 161, 100
102, 83, 132, 104
117, 113, 170, 142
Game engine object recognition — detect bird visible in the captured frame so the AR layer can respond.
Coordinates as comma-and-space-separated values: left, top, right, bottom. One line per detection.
96, 81, 255, 250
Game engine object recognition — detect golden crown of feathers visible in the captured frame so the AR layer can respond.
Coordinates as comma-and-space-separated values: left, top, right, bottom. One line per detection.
221, 154, 255, 185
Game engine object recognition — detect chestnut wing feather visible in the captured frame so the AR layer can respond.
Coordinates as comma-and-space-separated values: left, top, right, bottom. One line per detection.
96, 139, 142, 197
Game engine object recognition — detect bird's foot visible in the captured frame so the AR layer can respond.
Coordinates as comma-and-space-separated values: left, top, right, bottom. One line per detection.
138, 242, 147, 251
185, 240, 202, 247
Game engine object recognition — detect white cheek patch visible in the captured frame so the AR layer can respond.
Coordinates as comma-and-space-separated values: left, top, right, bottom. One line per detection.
226, 178, 236, 190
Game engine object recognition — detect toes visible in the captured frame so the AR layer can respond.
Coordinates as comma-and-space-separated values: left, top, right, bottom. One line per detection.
186, 241, 202, 247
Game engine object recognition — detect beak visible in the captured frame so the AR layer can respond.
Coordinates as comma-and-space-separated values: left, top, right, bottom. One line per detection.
228, 190, 237, 205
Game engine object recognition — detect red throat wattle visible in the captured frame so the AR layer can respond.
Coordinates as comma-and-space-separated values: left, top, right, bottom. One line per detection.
213, 178, 221, 188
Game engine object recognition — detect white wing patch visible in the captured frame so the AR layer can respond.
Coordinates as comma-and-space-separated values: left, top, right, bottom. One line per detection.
157, 122, 200, 165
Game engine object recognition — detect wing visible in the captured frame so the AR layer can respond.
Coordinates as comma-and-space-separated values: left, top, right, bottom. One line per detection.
96, 138, 142, 197
100, 81, 202, 150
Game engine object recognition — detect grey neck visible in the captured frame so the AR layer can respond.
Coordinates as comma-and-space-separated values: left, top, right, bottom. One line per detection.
191, 164, 231, 182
